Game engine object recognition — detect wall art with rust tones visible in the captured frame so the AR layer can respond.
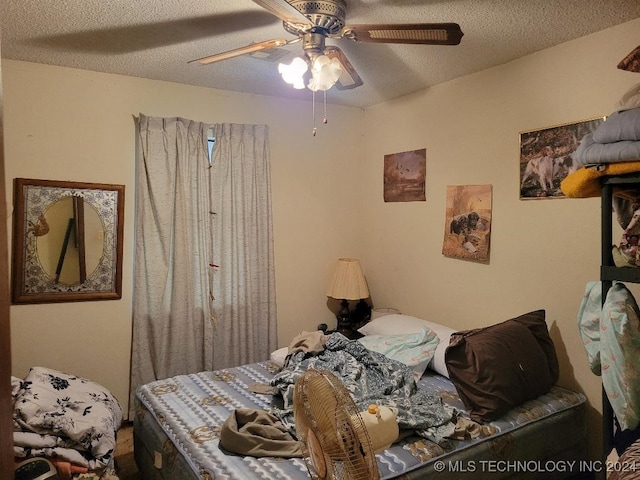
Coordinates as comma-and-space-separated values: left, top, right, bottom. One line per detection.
383, 148, 426, 202
443, 185, 492, 263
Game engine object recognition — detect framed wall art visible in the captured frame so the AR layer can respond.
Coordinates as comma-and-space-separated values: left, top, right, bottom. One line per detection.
442, 184, 492, 263
383, 148, 426, 202
519, 117, 605, 199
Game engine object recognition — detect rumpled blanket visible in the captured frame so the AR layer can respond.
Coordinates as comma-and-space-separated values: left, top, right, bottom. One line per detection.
269, 333, 455, 442
283, 330, 328, 367
560, 161, 640, 198
578, 282, 640, 431
13, 431, 97, 468
12, 366, 123, 470
219, 409, 303, 458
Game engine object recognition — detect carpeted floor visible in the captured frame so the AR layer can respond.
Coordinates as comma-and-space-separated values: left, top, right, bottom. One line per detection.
115, 423, 141, 480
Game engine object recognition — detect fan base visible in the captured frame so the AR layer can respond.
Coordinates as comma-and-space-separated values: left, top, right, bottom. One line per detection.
283, 0, 346, 35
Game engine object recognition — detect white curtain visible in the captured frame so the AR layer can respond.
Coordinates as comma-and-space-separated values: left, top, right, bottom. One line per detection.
210, 123, 277, 369
129, 117, 277, 417
130, 115, 213, 417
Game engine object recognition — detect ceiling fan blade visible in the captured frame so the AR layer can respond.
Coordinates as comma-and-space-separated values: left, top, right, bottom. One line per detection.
324, 46, 363, 90
27, 12, 279, 54
252, 0, 313, 28
190, 38, 291, 65
343, 23, 463, 45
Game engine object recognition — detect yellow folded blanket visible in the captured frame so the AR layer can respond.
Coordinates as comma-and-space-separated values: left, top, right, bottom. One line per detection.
560, 161, 640, 198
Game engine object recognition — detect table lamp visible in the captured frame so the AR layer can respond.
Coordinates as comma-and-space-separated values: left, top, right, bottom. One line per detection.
326, 258, 370, 335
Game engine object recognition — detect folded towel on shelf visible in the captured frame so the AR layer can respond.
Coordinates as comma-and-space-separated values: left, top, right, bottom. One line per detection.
593, 108, 640, 143
560, 161, 640, 198
573, 133, 640, 167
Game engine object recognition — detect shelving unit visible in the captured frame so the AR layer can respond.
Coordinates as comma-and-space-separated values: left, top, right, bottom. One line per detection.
599, 174, 640, 460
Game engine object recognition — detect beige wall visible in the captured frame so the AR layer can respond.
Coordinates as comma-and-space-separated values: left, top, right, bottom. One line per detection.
3, 61, 364, 411
3, 16, 640, 460
360, 18, 640, 458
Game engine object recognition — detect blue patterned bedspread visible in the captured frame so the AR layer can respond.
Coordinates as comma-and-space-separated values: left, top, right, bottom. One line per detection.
135, 342, 587, 480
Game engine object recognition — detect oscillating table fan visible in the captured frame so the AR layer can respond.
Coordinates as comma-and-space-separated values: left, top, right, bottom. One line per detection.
293, 369, 380, 480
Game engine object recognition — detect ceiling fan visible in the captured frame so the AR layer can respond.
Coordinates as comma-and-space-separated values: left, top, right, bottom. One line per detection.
190, 0, 464, 92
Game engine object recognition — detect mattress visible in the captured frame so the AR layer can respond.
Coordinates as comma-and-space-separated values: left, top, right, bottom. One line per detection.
134, 360, 587, 480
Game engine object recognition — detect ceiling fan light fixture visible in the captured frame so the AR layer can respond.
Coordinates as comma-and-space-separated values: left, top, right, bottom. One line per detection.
308, 54, 342, 91
278, 56, 308, 89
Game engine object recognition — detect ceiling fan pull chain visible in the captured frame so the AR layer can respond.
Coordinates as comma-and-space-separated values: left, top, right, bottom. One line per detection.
312, 90, 317, 136
323, 90, 328, 125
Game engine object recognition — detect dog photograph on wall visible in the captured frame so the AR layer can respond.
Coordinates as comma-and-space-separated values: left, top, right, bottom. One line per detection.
383, 148, 426, 202
442, 184, 492, 263
519, 117, 605, 199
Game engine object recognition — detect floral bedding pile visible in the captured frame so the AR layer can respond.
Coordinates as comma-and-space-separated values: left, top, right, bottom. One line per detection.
12, 366, 123, 471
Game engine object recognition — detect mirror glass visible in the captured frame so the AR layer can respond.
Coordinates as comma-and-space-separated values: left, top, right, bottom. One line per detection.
12, 178, 125, 304
36, 197, 103, 285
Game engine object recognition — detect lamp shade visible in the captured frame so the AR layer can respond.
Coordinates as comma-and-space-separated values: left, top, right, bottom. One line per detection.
278, 57, 308, 89
308, 54, 342, 92
326, 258, 369, 300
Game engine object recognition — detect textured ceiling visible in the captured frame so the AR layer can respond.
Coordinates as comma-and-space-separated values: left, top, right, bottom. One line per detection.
1, 0, 639, 108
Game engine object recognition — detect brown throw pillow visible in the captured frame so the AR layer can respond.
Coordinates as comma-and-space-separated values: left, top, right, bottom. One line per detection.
445, 310, 558, 423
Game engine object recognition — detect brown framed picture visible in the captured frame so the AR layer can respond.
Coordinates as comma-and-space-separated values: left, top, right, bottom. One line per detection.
11, 178, 125, 304
383, 148, 426, 202
442, 184, 492, 263
519, 117, 605, 199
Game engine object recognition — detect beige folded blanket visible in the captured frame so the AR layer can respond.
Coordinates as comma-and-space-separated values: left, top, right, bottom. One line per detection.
219, 409, 303, 458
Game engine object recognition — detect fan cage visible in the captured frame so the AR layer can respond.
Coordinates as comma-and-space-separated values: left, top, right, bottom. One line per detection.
294, 369, 379, 480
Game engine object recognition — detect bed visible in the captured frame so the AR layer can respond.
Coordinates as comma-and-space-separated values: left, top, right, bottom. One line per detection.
133, 311, 588, 480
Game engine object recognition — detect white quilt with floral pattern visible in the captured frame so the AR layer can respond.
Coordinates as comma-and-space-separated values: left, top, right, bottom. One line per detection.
12, 366, 123, 469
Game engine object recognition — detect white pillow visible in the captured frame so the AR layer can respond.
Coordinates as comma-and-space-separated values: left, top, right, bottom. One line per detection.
358, 327, 440, 380
270, 347, 288, 366
358, 314, 455, 377
358, 314, 429, 335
